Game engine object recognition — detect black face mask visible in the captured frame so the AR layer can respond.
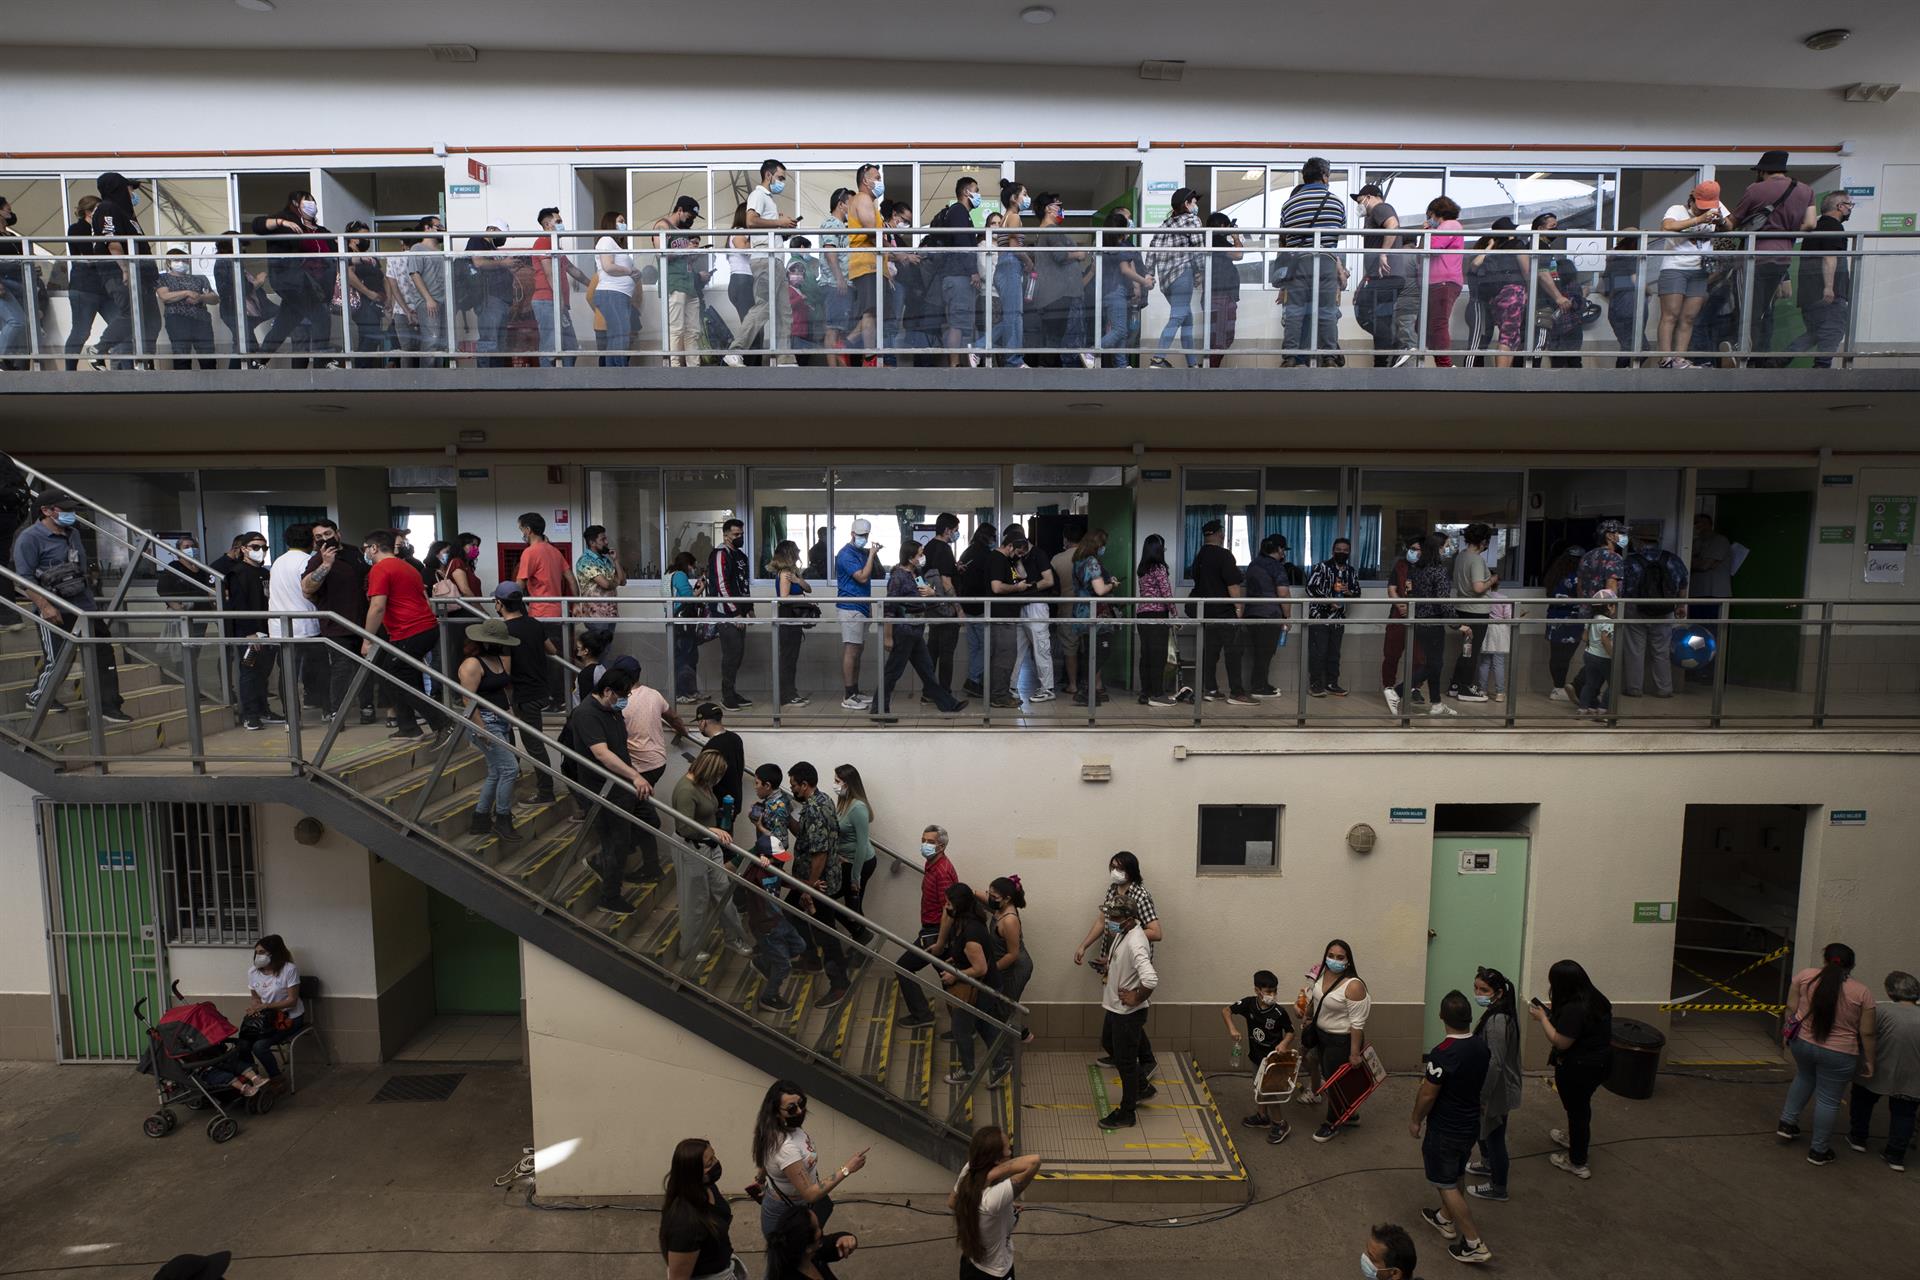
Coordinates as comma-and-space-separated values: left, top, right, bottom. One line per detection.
782, 1108, 806, 1130
705, 1160, 723, 1186
2, 210, 15, 227
1332, 552, 1350, 565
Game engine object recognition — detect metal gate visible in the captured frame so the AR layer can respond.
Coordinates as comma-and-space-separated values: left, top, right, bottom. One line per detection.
38, 802, 169, 1063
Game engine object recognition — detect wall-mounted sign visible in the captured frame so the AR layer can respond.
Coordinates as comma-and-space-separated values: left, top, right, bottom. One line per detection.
468, 158, 490, 185
1844, 185, 1875, 197
1632, 901, 1675, 924
1881, 213, 1917, 232
1820, 474, 1855, 487
1866, 495, 1915, 544
1829, 809, 1867, 826
1140, 468, 1172, 481
96, 849, 135, 871
1818, 526, 1855, 544
1457, 848, 1497, 875
1389, 807, 1427, 824
458, 468, 489, 480
449, 183, 482, 197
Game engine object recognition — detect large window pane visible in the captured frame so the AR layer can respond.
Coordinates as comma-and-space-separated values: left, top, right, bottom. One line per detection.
5, 177, 67, 241
751, 467, 831, 579
664, 467, 738, 575
1355, 470, 1524, 581
631, 169, 709, 229
832, 465, 997, 557
1261, 466, 1343, 575
586, 468, 663, 580
918, 164, 999, 225
1448, 171, 1604, 233
1182, 467, 1260, 574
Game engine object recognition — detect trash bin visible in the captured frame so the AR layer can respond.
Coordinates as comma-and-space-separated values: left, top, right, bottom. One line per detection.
1604, 1018, 1665, 1100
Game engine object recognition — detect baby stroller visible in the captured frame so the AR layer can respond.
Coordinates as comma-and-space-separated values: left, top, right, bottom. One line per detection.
135, 981, 276, 1143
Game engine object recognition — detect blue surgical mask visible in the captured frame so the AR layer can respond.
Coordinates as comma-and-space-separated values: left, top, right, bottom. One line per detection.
1018, 196, 1032, 213
55, 511, 78, 527
613, 696, 629, 711
871, 179, 886, 200
769, 179, 786, 196
1324, 958, 1348, 974
967, 193, 981, 209
1474, 994, 1492, 1007
919, 842, 938, 859
300, 199, 318, 219
1406, 548, 1420, 564
1103, 920, 1124, 935
1360, 1254, 1380, 1280
130, 190, 143, 210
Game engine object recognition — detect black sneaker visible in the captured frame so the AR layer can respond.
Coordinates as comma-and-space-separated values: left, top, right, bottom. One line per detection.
1409, 690, 1428, 705
1420, 1207, 1459, 1240
898, 1012, 935, 1029
758, 992, 793, 1012
388, 728, 423, 741
1308, 685, 1327, 697
1267, 1122, 1291, 1144
724, 694, 754, 709
1326, 684, 1348, 697
1095, 1055, 1116, 1067
1448, 1238, 1492, 1265
259, 711, 288, 725
817, 986, 851, 1010
596, 895, 637, 914
1312, 1123, 1340, 1143
1241, 1112, 1268, 1129
1776, 1120, 1802, 1141
100, 708, 134, 725
1847, 1137, 1870, 1153
1137, 1084, 1158, 1101
242, 718, 264, 731
1807, 1147, 1837, 1167
1098, 1109, 1136, 1128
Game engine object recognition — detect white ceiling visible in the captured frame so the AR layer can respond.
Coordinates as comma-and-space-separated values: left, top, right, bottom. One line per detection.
11, 0, 1919, 91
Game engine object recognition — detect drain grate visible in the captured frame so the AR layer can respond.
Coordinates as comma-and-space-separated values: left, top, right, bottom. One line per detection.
371, 1072, 466, 1103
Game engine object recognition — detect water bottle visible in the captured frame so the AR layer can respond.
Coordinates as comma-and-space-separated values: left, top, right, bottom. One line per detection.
1231, 1039, 1242, 1067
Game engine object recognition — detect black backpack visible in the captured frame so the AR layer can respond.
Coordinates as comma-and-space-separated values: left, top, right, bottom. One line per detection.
1629, 551, 1678, 617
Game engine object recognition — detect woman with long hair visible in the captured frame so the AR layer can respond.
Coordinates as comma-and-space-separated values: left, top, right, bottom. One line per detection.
1098, 208, 1151, 367
594, 209, 638, 366
949, 1125, 1042, 1280
1541, 543, 1587, 701
768, 538, 812, 707
669, 550, 705, 703
1467, 966, 1523, 1201
660, 1136, 741, 1280
457, 619, 522, 842
1528, 958, 1613, 1178
671, 749, 754, 964
984, 875, 1036, 1060
1073, 850, 1163, 975
237, 933, 306, 1090
1300, 937, 1372, 1141
249, 189, 335, 368
1069, 528, 1116, 705
939, 882, 1001, 1087
1779, 942, 1878, 1165
833, 763, 876, 930
1406, 532, 1453, 714
726, 201, 756, 329
765, 1204, 858, 1280
749, 1080, 868, 1239
1467, 217, 1527, 367
1148, 186, 1205, 368
1134, 533, 1175, 705
990, 181, 1029, 366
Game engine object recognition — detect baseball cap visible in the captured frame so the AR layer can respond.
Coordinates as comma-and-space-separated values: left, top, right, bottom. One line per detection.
1597, 518, 1628, 536
850, 517, 872, 537
1352, 183, 1385, 201
695, 701, 724, 722
1690, 180, 1722, 207
35, 490, 82, 512
1592, 588, 1618, 601
491, 582, 524, 602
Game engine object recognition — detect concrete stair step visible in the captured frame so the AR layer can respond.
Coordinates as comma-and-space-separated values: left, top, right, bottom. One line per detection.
0, 681, 187, 739
0, 658, 168, 710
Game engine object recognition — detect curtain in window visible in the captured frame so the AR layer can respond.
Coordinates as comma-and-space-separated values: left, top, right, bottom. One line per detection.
265, 505, 329, 557
1355, 506, 1384, 577
1183, 505, 1225, 574
1306, 505, 1339, 566
1264, 506, 1307, 561
975, 506, 996, 531
760, 507, 788, 569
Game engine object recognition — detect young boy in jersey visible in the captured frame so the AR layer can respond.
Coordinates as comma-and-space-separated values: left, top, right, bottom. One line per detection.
1221, 968, 1296, 1144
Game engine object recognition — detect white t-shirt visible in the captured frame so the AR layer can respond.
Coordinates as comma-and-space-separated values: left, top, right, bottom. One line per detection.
268, 548, 320, 638
595, 236, 636, 297
953, 1167, 1017, 1278
763, 1127, 818, 1202
1658, 204, 1725, 273
247, 960, 305, 1020
748, 185, 782, 252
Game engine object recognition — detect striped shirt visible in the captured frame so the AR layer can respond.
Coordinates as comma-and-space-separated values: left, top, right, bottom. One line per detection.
1280, 182, 1346, 249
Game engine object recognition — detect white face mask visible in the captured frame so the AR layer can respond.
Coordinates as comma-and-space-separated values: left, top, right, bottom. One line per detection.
300, 199, 318, 219
1109, 868, 1127, 885
252, 953, 270, 969
168, 260, 189, 273
615, 218, 629, 231
246, 547, 266, 564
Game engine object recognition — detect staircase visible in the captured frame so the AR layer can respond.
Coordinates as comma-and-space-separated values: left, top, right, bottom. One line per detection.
0, 549, 1019, 1168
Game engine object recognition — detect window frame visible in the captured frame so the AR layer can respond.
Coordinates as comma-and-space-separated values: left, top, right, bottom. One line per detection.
157, 802, 262, 947
1195, 803, 1284, 875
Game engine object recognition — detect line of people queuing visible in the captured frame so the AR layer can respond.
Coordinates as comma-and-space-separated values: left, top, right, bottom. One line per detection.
2, 150, 1855, 370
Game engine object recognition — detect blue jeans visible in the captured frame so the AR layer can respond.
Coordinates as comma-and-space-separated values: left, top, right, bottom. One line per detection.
472, 709, 519, 815
0, 292, 27, 358
535, 304, 578, 367
600, 292, 633, 366
1100, 281, 1137, 366
1476, 1117, 1510, 1190
1782, 1037, 1859, 1153
1156, 268, 1196, 365
965, 620, 985, 685
992, 258, 1025, 366
477, 294, 512, 367
1281, 255, 1343, 358
755, 914, 806, 988
65, 283, 111, 368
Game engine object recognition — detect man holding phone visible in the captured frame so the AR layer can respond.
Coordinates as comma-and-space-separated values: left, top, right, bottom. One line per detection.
835, 517, 883, 710
1098, 898, 1159, 1130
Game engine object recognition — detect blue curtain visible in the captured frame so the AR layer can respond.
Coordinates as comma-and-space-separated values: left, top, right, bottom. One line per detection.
1304, 505, 1337, 566
760, 507, 788, 568
1355, 506, 1384, 577
265, 504, 329, 558
1183, 505, 1225, 575
1264, 506, 1305, 563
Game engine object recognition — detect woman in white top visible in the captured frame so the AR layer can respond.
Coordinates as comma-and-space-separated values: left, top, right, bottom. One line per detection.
949, 1125, 1042, 1280
749, 1080, 869, 1240
1298, 936, 1371, 1142
241, 933, 305, 1088
594, 210, 638, 367
1655, 180, 1728, 368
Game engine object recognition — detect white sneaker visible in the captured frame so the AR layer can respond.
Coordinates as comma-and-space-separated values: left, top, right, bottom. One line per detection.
1549, 1152, 1591, 1180
1383, 688, 1402, 715
1429, 702, 1458, 717
967, 350, 982, 368
840, 695, 869, 711
1550, 1128, 1570, 1149
1079, 352, 1100, 369
722, 353, 746, 368
1548, 687, 1569, 702
1030, 689, 1056, 703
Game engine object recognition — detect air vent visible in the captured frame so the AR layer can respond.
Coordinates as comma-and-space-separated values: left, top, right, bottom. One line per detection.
372, 1072, 466, 1102
429, 44, 480, 63
1842, 83, 1901, 103
1139, 59, 1186, 82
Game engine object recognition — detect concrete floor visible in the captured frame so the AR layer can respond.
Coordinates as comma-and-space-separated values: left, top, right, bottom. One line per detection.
5, 1057, 1917, 1280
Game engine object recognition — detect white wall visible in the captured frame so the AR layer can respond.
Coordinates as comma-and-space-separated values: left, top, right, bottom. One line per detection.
0, 775, 49, 998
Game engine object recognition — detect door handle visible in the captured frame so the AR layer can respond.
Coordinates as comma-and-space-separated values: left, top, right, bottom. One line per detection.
1427, 929, 1437, 940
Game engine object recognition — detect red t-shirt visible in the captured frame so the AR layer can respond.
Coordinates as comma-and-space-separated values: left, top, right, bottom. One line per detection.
529, 235, 570, 304
518, 540, 568, 618
366, 556, 436, 642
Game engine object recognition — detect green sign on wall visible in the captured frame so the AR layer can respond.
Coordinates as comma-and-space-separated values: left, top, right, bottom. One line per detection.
1819, 526, 1856, 544
1632, 901, 1676, 924
1866, 495, 1916, 545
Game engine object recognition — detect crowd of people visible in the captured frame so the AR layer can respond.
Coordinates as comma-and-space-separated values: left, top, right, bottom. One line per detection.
0, 151, 1859, 369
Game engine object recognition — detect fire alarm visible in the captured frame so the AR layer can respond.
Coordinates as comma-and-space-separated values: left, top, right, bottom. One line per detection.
1346, 823, 1377, 854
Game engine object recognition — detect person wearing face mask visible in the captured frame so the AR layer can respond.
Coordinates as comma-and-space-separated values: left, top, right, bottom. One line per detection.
361, 528, 445, 742
592, 210, 638, 367
950, 1124, 1043, 1280
707, 518, 754, 711
988, 183, 1031, 368
785, 761, 853, 1009
267, 522, 326, 715
1276, 158, 1349, 367
1025, 192, 1094, 368
1096, 897, 1159, 1128
153, 533, 216, 688
564, 666, 654, 912
400, 218, 449, 367
1539, 544, 1586, 704
1073, 850, 1163, 1024
660, 1137, 740, 1280
1221, 969, 1297, 1144
527, 206, 589, 368
239, 933, 305, 1090
893, 825, 959, 1029
13, 491, 129, 721
1304, 537, 1358, 698
1361, 1223, 1420, 1280
980, 875, 1034, 1067
723, 159, 800, 368
216, 531, 278, 729
1466, 967, 1522, 1203
842, 165, 885, 363
1576, 519, 1630, 600
1381, 534, 1427, 715
880, 541, 969, 715
1147, 187, 1205, 369
301, 519, 376, 724
89, 172, 163, 370
249, 190, 336, 368
1447, 524, 1498, 704
653, 197, 707, 367
671, 747, 756, 963
1410, 990, 1493, 1265
830, 764, 879, 931
151, 247, 218, 369
337, 220, 393, 368
459, 223, 516, 368
514, 511, 577, 707
573, 524, 625, 641
750, 1080, 869, 1239
1098, 208, 1153, 368
1300, 937, 1371, 1142
925, 177, 985, 368
834, 518, 882, 710
1787, 191, 1854, 369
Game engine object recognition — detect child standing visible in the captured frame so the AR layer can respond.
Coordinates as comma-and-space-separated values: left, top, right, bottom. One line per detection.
1477, 594, 1513, 702
1220, 968, 1296, 1144
1578, 589, 1618, 716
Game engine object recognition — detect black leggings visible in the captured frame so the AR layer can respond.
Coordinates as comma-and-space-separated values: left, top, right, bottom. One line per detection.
1549, 639, 1578, 689
1555, 1060, 1609, 1166
1137, 618, 1170, 699
1399, 624, 1445, 702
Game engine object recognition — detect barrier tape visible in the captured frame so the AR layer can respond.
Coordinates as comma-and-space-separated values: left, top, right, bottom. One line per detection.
1676, 961, 1767, 1008
1659, 1001, 1787, 1013
1726, 944, 1793, 982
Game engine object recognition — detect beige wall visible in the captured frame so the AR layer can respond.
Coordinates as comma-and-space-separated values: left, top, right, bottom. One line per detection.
521, 943, 953, 1197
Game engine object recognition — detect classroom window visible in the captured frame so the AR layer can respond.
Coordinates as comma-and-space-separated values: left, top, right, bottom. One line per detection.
1197, 805, 1283, 874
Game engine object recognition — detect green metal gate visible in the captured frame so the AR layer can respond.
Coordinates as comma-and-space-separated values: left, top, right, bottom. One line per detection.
39, 802, 168, 1062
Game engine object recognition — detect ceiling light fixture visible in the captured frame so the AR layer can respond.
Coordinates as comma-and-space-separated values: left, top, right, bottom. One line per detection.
1021, 6, 1055, 23
235, 0, 276, 12
1803, 28, 1851, 52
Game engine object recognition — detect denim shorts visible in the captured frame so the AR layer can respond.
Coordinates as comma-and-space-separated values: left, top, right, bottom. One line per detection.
826, 286, 854, 333
1422, 1131, 1473, 1187
1657, 268, 1709, 299
941, 275, 978, 338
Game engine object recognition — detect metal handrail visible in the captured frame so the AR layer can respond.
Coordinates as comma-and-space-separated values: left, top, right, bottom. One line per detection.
8, 457, 225, 592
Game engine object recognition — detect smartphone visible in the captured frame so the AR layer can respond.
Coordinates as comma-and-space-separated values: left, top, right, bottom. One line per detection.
1528, 996, 1546, 1010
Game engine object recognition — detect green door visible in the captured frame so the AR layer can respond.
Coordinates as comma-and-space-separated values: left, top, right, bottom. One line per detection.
427, 889, 521, 1014
1086, 488, 1136, 688
1716, 491, 1812, 690
45, 803, 164, 1061
1425, 837, 1530, 1050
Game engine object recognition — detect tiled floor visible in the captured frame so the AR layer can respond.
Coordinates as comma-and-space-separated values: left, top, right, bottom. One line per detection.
1018, 1051, 1243, 1185
1665, 1009, 1784, 1066
394, 1014, 523, 1063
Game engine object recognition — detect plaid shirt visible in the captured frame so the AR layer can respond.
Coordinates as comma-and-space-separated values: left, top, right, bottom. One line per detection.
1150, 211, 1205, 286
1305, 558, 1359, 619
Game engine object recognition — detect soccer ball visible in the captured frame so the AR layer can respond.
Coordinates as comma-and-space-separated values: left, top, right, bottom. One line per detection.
1671, 626, 1717, 671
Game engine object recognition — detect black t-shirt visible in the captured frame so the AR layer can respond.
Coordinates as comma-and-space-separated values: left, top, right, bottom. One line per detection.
1022, 547, 1054, 595
923, 535, 958, 588
1422, 1033, 1491, 1143
1550, 996, 1613, 1070
983, 549, 1025, 618
1798, 214, 1851, 297
1189, 544, 1243, 618
1230, 996, 1294, 1059
565, 698, 630, 773
660, 1189, 733, 1275
703, 729, 746, 816
501, 614, 552, 707
948, 918, 1000, 991
465, 235, 516, 303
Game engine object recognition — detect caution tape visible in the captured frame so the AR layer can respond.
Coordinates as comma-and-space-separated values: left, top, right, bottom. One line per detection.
1727, 944, 1793, 982
1659, 1001, 1787, 1014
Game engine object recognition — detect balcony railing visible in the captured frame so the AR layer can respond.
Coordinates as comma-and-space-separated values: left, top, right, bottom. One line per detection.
3, 227, 1914, 372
